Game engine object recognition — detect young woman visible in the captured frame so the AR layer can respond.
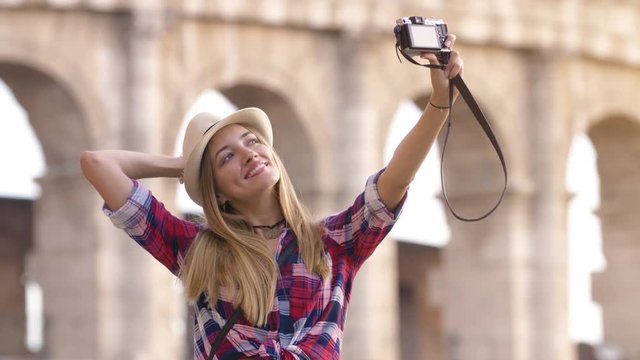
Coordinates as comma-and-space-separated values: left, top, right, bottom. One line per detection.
81, 35, 462, 360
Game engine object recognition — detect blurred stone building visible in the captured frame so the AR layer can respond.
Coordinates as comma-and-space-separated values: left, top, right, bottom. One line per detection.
1, 0, 639, 359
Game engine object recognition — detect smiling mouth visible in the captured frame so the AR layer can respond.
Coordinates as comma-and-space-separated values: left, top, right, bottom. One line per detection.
245, 162, 269, 179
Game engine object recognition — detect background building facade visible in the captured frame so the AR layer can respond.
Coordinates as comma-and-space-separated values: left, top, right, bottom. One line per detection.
1, 0, 639, 359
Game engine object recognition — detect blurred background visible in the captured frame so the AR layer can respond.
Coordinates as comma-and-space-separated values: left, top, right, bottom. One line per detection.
1, 1, 639, 359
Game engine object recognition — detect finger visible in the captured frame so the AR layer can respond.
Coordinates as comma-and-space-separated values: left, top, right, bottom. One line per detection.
445, 57, 461, 79
444, 50, 462, 79
446, 50, 459, 63
443, 50, 458, 77
448, 59, 463, 79
420, 53, 439, 64
447, 57, 463, 79
445, 33, 457, 48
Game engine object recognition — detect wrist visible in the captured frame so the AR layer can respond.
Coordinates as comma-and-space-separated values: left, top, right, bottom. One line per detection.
428, 101, 450, 112
155, 155, 183, 179
169, 156, 185, 180
429, 94, 449, 108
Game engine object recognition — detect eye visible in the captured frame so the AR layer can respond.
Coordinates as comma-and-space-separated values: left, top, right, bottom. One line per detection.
247, 138, 259, 146
220, 152, 234, 165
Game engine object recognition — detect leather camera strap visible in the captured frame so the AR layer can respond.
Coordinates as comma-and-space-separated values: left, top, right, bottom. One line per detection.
397, 47, 508, 221
206, 239, 298, 360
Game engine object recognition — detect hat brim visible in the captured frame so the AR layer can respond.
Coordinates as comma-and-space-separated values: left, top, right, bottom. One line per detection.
184, 108, 273, 206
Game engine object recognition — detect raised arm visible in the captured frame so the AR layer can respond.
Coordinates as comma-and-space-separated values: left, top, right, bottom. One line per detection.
80, 150, 184, 210
378, 34, 463, 211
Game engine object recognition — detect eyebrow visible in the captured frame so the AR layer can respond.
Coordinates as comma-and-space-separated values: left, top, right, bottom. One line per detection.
214, 131, 253, 160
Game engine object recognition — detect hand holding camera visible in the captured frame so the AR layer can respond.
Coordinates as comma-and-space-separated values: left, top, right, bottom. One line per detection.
394, 16, 463, 103
421, 34, 463, 105
394, 16, 464, 102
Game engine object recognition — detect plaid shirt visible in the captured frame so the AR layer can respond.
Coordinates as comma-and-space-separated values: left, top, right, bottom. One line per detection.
104, 170, 404, 359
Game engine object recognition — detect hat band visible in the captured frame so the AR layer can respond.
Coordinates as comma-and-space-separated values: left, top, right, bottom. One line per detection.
202, 123, 217, 135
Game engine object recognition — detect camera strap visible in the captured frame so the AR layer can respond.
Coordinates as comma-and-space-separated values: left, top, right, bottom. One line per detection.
396, 48, 508, 222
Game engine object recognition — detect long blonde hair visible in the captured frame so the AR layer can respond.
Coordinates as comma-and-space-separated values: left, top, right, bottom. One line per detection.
179, 127, 330, 327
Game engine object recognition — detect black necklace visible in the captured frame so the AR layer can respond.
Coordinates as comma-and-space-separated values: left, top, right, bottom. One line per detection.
251, 219, 286, 239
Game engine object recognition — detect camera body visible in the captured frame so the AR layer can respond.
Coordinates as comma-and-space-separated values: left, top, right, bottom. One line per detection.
395, 16, 450, 62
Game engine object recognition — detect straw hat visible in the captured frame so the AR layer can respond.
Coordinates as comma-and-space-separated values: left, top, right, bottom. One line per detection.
182, 107, 273, 206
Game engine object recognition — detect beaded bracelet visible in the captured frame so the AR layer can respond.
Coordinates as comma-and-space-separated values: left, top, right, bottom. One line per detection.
429, 101, 450, 111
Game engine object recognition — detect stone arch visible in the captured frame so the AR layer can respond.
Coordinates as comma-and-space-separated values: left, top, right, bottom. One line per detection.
589, 116, 640, 359
1, 13, 186, 358
381, 87, 507, 220
218, 83, 321, 208
163, 66, 332, 215
0, 36, 107, 150
372, 44, 524, 196
0, 63, 90, 166
0, 79, 42, 356
0, 62, 100, 358
434, 98, 506, 218
160, 17, 340, 212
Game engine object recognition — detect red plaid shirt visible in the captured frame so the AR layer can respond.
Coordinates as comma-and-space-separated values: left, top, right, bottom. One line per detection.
105, 170, 404, 359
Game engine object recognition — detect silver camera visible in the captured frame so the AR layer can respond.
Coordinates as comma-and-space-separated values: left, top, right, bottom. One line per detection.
394, 16, 450, 63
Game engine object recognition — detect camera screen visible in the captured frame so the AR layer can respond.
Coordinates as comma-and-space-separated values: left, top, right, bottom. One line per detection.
409, 25, 440, 49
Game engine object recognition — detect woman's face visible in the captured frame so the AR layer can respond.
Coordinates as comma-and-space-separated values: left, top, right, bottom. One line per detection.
207, 124, 280, 205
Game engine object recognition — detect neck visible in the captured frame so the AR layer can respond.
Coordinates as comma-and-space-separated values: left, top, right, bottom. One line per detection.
229, 189, 284, 228
252, 219, 285, 229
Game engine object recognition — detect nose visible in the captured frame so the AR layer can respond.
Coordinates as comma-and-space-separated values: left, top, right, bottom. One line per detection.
245, 151, 259, 164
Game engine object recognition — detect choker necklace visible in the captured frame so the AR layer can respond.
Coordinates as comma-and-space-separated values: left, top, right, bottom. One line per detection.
252, 219, 286, 239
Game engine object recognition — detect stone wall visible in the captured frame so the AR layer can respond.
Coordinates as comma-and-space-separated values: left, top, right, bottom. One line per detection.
0, 1, 639, 359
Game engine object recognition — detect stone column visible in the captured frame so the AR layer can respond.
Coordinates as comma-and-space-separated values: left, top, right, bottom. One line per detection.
439, 51, 572, 360
33, 173, 184, 360
95, 178, 185, 360
27, 7, 185, 359
440, 190, 528, 360
2, 62, 107, 359
523, 52, 572, 360
334, 33, 399, 360
31, 171, 101, 358
100, 6, 186, 359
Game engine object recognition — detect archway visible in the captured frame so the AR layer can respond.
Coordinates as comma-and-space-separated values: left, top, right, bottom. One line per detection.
221, 83, 322, 213
0, 63, 96, 358
0, 78, 46, 356
171, 84, 320, 214
435, 95, 511, 360
566, 133, 605, 347
385, 99, 451, 247
589, 116, 640, 358
385, 98, 450, 360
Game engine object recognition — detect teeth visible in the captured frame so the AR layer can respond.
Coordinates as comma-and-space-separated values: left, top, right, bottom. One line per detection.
246, 163, 267, 178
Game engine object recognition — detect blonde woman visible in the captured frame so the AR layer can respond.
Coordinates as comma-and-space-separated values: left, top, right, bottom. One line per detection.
81, 35, 462, 359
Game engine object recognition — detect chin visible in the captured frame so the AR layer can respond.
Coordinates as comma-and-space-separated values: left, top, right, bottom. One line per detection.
266, 174, 281, 189
250, 171, 280, 191
265, 167, 281, 184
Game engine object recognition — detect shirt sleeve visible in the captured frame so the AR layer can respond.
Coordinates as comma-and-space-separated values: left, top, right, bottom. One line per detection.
322, 168, 406, 270
103, 180, 203, 275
